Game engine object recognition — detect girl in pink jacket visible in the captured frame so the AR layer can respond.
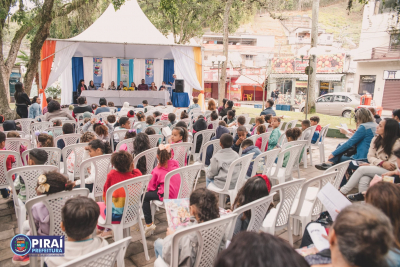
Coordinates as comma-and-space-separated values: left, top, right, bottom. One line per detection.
143, 144, 181, 237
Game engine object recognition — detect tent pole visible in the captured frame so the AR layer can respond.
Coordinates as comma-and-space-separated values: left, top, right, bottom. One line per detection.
201, 47, 205, 111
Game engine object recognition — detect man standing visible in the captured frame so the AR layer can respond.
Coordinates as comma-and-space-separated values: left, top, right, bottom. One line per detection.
117, 81, 124, 90
138, 79, 149, 91
169, 74, 177, 91
260, 99, 277, 116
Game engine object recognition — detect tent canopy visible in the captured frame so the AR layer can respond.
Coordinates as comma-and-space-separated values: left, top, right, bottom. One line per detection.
235, 75, 265, 86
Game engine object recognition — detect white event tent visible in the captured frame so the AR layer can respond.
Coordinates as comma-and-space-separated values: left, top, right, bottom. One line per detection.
43, 0, 203, 105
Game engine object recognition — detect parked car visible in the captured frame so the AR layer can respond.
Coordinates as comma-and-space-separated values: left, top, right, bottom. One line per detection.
299, 92, 361, 117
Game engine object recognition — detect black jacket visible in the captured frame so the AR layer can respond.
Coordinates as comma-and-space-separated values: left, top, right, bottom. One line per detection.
77, 84, 87, 95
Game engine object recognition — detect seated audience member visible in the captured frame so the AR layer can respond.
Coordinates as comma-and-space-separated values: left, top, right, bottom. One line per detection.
37, 133, 54, 148
138, 79, 149, 91
193, 115, 208, 153
98, 82, 106, 91
44, 196, 108, 267
108, 101, 114, 107
67, 132, 96, 174
368, 107, 381, 124
3, 120, 17, 132
208, 111, 219, 129
116, 81, 124, 91
255, 124, 268, 151
393, 109, 400, 127
167, 113, 176, 129
95, 97, 111, 115
180, 110, 189, 120
74, 139, 112, 192
108, 81, 116, 90
153, 110, 161, 121
201, 125, 230, 166
232, 126, 251, 153
310, 116, 322, 144
120, 102, 131, 113
260, 99, 277, 116
146, 115, 155, 128
207, 98, 217, 112
126, 110, 135, 118
107, 115, 116, 126
231, 176, 272, 235
264, 114, 273, 131
219, 100, 233, 118
206, 133, 240, 188
44, 100, 74, 121
72, 96, 93, 118
218, 98, 228, 114
114, 117, 131, 144
282, 128, 303, 167
267, 116, 281, 151
154, 188, 223, 264
150, 82, 157, 91
91, 103, 98, 113
143, 145, 180, 236
301, 119, 311, 140
225, 110, 237, 125
159, 81, 167, 91
83, 118, 113, 136
187, 97, 200, 113
341, 118, 400, 200
241, 139, 262, 177
252, 116, 265, 135
42, 97, 52, 115
214, 232, 309, 267
57, 123, 74, 151
28, 96, 42, 119
132, 111, 146, 133
133, 133, 151, 175
118, 130, 136, 152
142, 100, 149, 112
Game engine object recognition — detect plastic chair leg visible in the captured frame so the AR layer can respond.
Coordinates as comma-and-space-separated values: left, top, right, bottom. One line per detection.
112, 226, 125, 267
150, 202, 156, 224
138, 218, 150, 261
287, 221, 293, 246
309, 145, 313, 166
17, 200, 26, 234
218, 194, 225, 208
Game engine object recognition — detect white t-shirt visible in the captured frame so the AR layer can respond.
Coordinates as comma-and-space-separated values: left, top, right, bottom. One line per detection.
45, 237, 108, 267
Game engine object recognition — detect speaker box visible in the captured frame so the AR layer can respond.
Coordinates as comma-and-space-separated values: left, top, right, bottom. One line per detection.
175, 79, 184, 93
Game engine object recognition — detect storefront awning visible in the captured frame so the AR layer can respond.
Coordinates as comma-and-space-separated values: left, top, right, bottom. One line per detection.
235, 75, 265, 86
270, 73, 344, 81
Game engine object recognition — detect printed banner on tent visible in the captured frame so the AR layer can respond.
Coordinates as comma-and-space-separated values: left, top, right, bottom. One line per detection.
93, 58, 102, 88
120, 59, 130, 87
145, 59, 154, 85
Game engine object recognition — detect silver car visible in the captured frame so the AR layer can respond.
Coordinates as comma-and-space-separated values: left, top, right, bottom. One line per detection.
299, 93, 361, 117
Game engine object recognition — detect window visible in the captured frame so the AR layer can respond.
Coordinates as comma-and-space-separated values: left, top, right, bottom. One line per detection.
245, 55, 254, 60
317, 95, 333, 102
345, 97, 351, 103
334, 95, 347, 102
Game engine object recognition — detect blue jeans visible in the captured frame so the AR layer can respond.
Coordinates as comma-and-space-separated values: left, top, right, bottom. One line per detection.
206, 178, 214, 187
154, 238, 164, 258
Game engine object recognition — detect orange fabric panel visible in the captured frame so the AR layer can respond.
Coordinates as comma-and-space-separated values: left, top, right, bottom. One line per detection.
40, 40, 56, 108
193, 47, 204, 110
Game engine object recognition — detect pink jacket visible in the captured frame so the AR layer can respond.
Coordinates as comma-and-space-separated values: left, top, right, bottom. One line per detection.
147, 159, 181, 201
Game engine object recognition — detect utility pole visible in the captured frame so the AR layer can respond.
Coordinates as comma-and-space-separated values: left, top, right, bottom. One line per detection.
307, 0, 319, 114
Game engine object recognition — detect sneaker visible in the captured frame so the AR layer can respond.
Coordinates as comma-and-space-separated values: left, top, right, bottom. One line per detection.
347, 192, 364, 202
144, 223, 156, 238
315, 163, 333, 171
12, 254, 30, 266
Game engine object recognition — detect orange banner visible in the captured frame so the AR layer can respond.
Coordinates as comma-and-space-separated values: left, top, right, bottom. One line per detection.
40, 40, 56, 108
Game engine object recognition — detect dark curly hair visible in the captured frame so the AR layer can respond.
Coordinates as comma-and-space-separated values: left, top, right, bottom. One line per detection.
47, 100, 61, 113
286, 127, 302, 141
133, 133, 150, 174
257, 124, 266, 134
94, 123, 108, 138
146, 115, 155, 125
88, 139, 112, 154
145, 127, 156, 135
172, 127, 188, 142
157, 147, 171, 166
111, 150, 133, 173
125, 130, 137, 139
190, 188, 219, 223
36, 171, 74, 195
180, 110, 189, 119
136, 111, 145, 121
176, 121, 187, 129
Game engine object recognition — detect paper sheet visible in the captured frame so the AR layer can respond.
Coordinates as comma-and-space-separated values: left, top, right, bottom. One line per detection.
307, 223, 330, 251
317, 182, 351, 221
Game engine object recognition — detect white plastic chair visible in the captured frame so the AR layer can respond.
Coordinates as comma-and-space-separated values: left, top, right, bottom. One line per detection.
7, 165, 58, 234
45, 126, 64, 139
261, 178, 305, 245
269, 145, 303, 185
15, 118, 35, 138
281, 140, 308, 178
35, 115, 45, 122
148, 134, 164, 148
58, 237, 131, 267
109, 107, 118, 114
30, 122, 52, 137
193, 129, 215, 161
98, 175, 152, 264
98, 112, 112, 121
79, 154, 112, 200
207, 120, 219, 130
281, 119, 298, 133
300, 125, 317, 168
277, 133, 287, 148
231, 193, 276, 236
49, 117, 69, 122
291, 172, 338, 236
54, 133, 81, 148
133, 121, 147, 132
311, 124, 330, 164
133, 147, 158, 175
22, 147, 62, 168
324, 160, 351, 190
25, 188, 89, 267
155, 120, 170, 127
238, 135, 258, 156
250, 149, 282, 177
62, 143, 88, 180
170, 142, 192, 167
3, 131, 24, 138
112, 129, 129, 151
150, 164, 202, 223
154, 213, 237, 267
116, 137, 135, 153
227, 127, 237, 137
5, 138, 31, 153
0, 150, 21, 190
200, 139, 222, 167
207, 153, 254, 208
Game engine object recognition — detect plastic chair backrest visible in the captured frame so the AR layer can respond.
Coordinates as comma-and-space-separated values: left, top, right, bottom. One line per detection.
15, 118, 35, 138
30, 122, 52, 136
193, 129, 216, 154
22, 148, 62, 168
148, 134, 164, 148
79, 154, 112, 198
49, 117, 69, 122
3, 131, 24, 138
227, 127, 237, 137
201, 139, 222, 166
281, 140, 308, 163
277, 133, 287, 147
112, 129, 129, 150
58, 237, 131, 267
62, 143, 88, 177
317, 124, 330, 144
300, 125, 317, 145
25, 188, 89, 237
169, 213, 237, 267
324, 160, 351, 189
170, 143, 192, 167
147, 125, 164, 134
155, 120, 169, 127
274, 145, 304, 177
270, 178, 305, 227
133, 147, 158, 175
164, 164, 202, 199
104, 175, 152, 227
54, 134, 81, 147
258, 132, 271, 152
0, 151, 21, 188
7, 165, 58, 202
220, 153, 253, 192
5, 138, 31, 153
116, 137, 135, 153
133, 121, 147, 132
207, 120, 219, 130
45, 127, 64, 139
251, 149, 282, 177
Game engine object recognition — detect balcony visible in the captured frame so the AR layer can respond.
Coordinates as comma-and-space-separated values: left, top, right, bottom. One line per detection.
371, 45, 400, 60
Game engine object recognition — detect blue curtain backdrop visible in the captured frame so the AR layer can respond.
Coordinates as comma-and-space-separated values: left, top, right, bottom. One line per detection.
117, 59, 121, 86
163, 60, 174, 85
129, 59, 134, 86
72, 57, 84, 92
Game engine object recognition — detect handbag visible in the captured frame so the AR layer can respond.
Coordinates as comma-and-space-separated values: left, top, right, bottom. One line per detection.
343, 145, 357, 157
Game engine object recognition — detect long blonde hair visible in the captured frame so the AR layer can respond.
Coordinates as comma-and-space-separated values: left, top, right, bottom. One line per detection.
208, 98, 216, 111
355, 107, 374, 126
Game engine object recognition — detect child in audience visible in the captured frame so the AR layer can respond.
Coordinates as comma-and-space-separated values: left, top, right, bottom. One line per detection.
193, 115, 208, 153
232, 126, 251, 153
143, 144, 181, 236
107, 115, 116, 126
160, 113, 169, 121
264, 114, 273, 131
252, 116, 265, 135
180, 110, 189, 120
113, 117, 130, 144
44, 196, 107, 267
145, 127, 156, 136
37, 133, 54, 147
153, 111, 161, 121
52, 119, 62, 127
142, 100, 149, 112
134, 111, 146, 133
93, 122, 111, 142
6, 131, 27, 162
201, 125, 229, 166
83, 118, 113, 136
301, 119, 311, 140
225, 110, 236, 125
282, 128, 303, 167
187, 97, 200, 113
118, 130, 136, 151
97, 151, 142, 238
267, 117, 281, 151
229, 115, 245, 128
255, 124, 268, 151
206, 133, 240, 189
241, 139, 262, 178
74, 139, 112, 192
133, 133, 151, 174
167, 113, 177, 128
170, 127, 188, 144
208, 111, 219, 129
146, 115, 155, 127
127, 110, 135, 118
231, 175, 272, 235
67, 132, 96, 173
154, 188, 222, 264
14, 149, 48, 203
0, 132, 15, 198
57, 123, 74, 151
219, 120, 227, 127
310, 116, 322, 144
108, 101, 114, 107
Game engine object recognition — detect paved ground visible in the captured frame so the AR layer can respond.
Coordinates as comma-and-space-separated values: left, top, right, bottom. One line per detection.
0, 137, 343, 267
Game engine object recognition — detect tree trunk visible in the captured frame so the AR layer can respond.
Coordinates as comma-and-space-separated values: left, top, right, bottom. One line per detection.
24, 0, 55, 97
0, 68, 15, 119
307, 0, 319, 114
218, 0, 233, 107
